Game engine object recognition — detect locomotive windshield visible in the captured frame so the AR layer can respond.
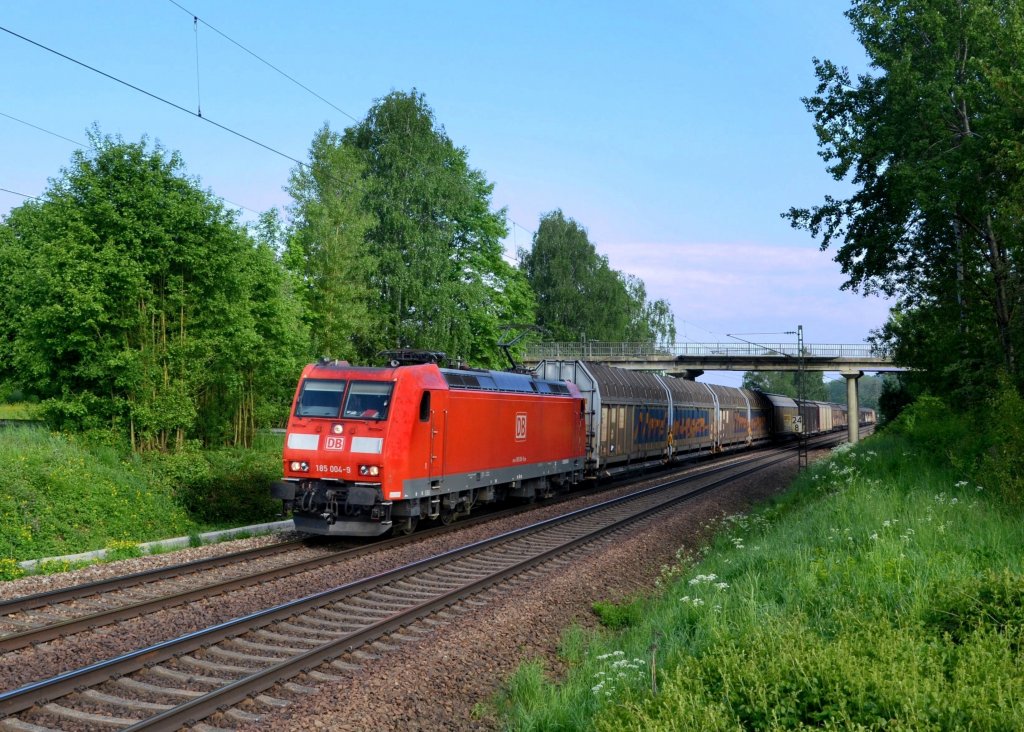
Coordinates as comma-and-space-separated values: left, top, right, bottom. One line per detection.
295, 379, 346, 417
343, 381, 393, 421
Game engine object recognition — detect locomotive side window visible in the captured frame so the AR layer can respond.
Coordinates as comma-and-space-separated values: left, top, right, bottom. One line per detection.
419, 392, 431, 422
295, 379, 346, 418
344, 381, 394, 420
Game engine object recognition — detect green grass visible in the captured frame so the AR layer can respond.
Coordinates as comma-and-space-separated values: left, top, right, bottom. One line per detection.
0, 402, 40, 420
496, 399, 1024, 730
0, 428, 285, 571
0, 428, 200, 563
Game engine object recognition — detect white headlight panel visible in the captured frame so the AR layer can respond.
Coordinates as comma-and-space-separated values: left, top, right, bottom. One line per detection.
287, 433, 319, 450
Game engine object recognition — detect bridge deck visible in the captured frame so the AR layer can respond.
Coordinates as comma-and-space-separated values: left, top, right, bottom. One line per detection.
522, 342, 903, 373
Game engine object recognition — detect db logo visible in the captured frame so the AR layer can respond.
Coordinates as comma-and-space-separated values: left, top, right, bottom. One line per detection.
515, 413, 527, 441
325, 436, 346, 451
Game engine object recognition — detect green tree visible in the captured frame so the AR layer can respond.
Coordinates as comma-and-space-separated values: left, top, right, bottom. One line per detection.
520, 210, 676, 343
825, 373, 888, 410
339, 90, 535, 366
286, 126, 376, 361
785, 0, 1024, 398
0, 131, 304, 448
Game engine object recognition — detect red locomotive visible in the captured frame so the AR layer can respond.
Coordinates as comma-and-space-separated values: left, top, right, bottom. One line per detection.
272, 353, 586, 536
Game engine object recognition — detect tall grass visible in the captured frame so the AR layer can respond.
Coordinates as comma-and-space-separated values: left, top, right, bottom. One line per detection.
0, 428, 284, 574
0, 428, 199, 564
0, 403, 40, 420
498, 398, 1024, 730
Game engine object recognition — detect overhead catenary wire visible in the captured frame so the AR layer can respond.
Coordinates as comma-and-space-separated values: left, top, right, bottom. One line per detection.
0, 111, 83, 148
0, 187, 41, 201
0, 25, 306, 169
167, 0, 360, 124
165, 1, 536, 251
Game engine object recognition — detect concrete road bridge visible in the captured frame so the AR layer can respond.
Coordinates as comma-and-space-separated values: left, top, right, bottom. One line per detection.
521, 341, 906, 444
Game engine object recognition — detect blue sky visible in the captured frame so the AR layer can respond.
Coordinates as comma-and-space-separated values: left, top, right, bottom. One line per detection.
1, 1, 891, 386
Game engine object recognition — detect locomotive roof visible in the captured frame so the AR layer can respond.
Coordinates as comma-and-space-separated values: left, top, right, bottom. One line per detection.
302, 361, 574, 396
440, 367, 572, 395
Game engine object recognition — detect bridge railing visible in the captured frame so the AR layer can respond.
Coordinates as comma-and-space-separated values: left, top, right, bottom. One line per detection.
523, 341, 882, 360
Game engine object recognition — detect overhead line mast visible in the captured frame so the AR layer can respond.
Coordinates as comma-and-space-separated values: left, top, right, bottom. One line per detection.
797, 325, 808, 471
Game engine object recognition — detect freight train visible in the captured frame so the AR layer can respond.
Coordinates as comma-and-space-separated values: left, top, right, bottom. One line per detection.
271, 355, 875, 537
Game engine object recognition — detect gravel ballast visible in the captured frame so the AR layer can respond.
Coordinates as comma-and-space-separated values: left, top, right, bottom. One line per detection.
231, 455, 816, 731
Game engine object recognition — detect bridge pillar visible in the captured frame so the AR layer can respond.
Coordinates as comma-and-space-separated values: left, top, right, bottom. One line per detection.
842, 370, 863, 444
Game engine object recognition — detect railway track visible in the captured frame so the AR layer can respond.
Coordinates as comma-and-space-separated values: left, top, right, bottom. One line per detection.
0, 498, 580, 655
0, 436, 846, 731
0, 539, 310, 650
0, 441, 797, 656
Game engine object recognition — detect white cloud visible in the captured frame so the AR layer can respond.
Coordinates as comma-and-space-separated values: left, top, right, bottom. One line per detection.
598, 240, 892, 345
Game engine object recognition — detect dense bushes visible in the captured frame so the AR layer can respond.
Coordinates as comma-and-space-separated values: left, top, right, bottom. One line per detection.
0, 428, 198, 562
152, 434, 282, 524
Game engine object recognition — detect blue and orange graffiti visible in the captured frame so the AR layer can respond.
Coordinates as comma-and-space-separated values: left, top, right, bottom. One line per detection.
672, 407, 711, 440
634, 407, 669, 445
735, 411, 769, 434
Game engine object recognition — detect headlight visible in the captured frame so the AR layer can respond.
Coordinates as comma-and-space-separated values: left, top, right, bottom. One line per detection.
331, 424, 344, 435
359, 465, 381, 477
289, 461, 310, 472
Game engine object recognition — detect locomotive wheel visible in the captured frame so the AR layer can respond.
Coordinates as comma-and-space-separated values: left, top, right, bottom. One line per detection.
439, 507, 456, 526
393, 515, 418, 536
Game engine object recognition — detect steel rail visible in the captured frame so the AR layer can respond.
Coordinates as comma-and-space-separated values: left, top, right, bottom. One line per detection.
0, 499, 571, 653
0, 431, 850, 654
0, 539, 308, 616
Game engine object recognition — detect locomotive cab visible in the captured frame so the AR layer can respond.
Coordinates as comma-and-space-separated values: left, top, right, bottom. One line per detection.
274, 363, 411, 537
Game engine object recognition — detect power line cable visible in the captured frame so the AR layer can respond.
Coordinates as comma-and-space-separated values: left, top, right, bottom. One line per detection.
0, 24, 461, 216
167, 3, 535, 246
0, 24, 306, 168
167, 0, 359, 123
0, 109, 265, 216
3, 24, 526, 259
0, 111, 84, 147
0, 186, 41, 201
